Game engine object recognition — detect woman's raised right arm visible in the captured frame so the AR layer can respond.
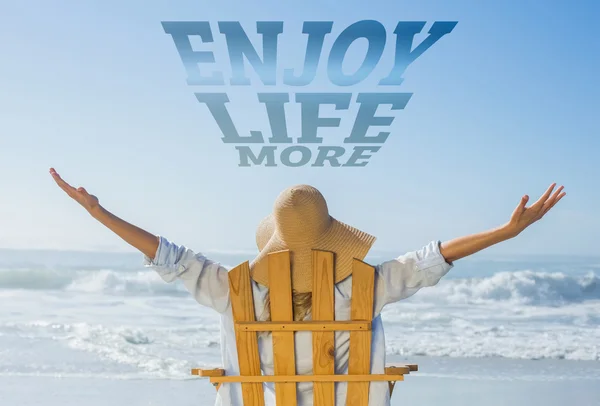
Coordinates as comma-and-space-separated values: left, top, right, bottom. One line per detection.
49, 168, 159, 259
49, 168, 231, 312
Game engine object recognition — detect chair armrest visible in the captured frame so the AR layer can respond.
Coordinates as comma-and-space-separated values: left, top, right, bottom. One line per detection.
386, 364, 418, 396
191, 368, 225, 377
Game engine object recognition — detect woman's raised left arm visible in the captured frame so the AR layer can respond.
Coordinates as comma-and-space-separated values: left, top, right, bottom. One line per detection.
373, 183, 566, 314
439, 183, 566, 263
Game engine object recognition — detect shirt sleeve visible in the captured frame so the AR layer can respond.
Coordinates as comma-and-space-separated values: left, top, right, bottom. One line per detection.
143, 236, 230, 313
373, 240, 453, 315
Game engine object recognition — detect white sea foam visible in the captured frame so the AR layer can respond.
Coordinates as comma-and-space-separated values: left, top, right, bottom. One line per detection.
411, 270, 600, 306
1, 268, 598, 305
0, 260, 599, 380
0, 268, 186, 295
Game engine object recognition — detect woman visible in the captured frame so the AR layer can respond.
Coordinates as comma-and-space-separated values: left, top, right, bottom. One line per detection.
49, 168, 565, 406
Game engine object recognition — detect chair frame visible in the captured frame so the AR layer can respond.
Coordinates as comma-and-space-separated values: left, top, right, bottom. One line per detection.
192, 249, 418, 405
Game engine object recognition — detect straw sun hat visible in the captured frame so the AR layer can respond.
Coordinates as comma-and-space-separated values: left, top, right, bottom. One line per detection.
250, 184, 376, 293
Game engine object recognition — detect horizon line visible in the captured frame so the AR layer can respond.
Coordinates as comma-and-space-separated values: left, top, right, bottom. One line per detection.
0, 246, 599, 260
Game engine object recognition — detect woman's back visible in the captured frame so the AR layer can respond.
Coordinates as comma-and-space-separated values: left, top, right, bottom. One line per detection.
146, 237, 452, 405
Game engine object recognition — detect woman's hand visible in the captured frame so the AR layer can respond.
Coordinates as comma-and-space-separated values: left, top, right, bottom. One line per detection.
505, 183, 566, 237
50, 168, 100, 214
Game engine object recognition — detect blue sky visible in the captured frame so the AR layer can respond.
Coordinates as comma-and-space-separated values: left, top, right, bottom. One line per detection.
0, 0, 598, 257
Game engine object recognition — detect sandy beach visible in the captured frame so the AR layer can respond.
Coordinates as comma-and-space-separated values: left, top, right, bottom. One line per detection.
3, 356, 599, 406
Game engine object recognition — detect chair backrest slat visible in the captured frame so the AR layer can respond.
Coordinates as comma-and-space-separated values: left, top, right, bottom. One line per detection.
346, 259, 376, 406
267, 251, 298, 406
228, 262, 265, 406
311, 250, 336, 406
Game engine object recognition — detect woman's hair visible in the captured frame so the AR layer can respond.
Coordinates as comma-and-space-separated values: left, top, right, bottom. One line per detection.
260, 291, 312, 323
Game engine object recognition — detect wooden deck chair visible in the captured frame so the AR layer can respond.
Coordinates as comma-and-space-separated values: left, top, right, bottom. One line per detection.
192, 250, 418, 405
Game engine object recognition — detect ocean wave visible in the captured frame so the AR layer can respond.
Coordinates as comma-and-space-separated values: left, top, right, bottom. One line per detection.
413, 270, 599, 306
382, 319, 600, 361
0, 268, 599, 306
0, 268, 186, 296
2, 317, 598, 376
0, 320, 221, 379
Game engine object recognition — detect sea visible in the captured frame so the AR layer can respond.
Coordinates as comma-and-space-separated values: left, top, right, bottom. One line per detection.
0, 248, 599, 405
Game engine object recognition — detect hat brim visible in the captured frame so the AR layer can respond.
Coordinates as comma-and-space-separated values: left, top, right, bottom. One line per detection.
250, 216, 376, 293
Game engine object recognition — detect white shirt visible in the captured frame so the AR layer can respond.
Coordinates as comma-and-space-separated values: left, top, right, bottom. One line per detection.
144, 237, 453, 406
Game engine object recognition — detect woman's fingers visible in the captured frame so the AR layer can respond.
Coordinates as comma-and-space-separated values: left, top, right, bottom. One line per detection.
519, 195, 529, 210
549, 186, 565, 204
531, 183, 557, 210
541, 186, 565, 212
513, 195, 529, 218
49, 168, 80, 199
542, 190, 566, 216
